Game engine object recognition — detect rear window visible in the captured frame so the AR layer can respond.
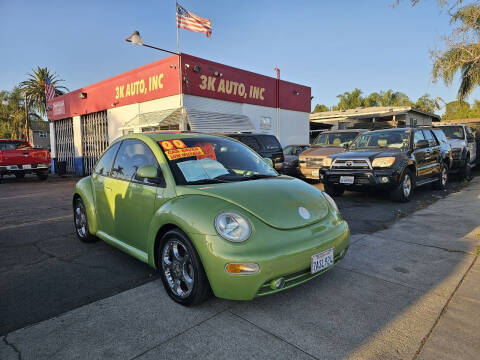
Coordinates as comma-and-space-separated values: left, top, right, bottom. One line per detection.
257, 135, 281, 150
230, 136, 261, 152
0, 141, 30, 150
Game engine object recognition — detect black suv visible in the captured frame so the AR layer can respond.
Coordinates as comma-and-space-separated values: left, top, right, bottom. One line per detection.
224, 133, 285, 171
321, 128, 450, 202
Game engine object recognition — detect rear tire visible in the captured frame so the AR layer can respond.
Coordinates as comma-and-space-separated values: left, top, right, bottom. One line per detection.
158, 229, 211, 306
433, 163, 448, 190
324, 183, 345, 197
73, 197, 97, 243
391, 169, 413, 202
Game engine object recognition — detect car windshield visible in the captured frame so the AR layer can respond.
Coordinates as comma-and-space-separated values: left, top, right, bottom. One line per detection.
350, 130, 410, 150
440, 126, 464, 140
313, 132, 358, 147
159, 137, 278, 185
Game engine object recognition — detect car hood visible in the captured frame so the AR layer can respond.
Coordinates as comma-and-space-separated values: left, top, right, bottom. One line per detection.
299, 146, 343, 159
447, 139, 466, 149
332, 148, 402, 161
176, 176, 330, 230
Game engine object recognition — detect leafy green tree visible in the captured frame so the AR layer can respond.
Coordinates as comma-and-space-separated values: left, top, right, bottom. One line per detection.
414, 94, 441, 113
443, 100, 471, 119
0, 87, 43, 139
313, 104, 329, 112
20, 67, 68, 116
335, 88, 364, 110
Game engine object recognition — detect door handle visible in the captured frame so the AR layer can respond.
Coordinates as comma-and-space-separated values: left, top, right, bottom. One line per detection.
104, 186, 111, 191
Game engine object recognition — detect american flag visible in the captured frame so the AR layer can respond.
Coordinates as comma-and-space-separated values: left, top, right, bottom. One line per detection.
44, 77, 55, 101
176, 3, 212, 38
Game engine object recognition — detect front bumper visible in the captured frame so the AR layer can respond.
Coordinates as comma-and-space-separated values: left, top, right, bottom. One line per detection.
322, 168, 402, 189
298, 166, 323, 180
190, 215, 350, 301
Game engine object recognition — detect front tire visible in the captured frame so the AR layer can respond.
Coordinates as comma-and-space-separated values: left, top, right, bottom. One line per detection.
15, 173, 25, 179
459, 154, 471, 181
73, 197, 96, 243
158, 229, 210, 306
433, 163, 448, 190
391, 169, 413, 202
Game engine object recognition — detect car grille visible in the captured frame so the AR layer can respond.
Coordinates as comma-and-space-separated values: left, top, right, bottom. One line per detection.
332, 159, 370, 170
328, 174, 371, 185
452, 148, 462, 160
305, 158, 323, 167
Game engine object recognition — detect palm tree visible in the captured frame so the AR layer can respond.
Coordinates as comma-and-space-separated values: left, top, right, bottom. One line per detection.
20, 67, 68, 116
335, 88, 364, 110
432, 3, 480, 100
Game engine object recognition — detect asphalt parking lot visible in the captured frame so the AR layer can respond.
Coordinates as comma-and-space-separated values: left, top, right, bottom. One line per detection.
1, 171, 479, 359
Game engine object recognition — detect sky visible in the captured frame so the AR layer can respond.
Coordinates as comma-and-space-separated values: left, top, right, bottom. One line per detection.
1, 0, 479, 113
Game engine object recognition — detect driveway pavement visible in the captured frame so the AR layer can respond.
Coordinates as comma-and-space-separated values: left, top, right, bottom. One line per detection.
1, 176, 479, 359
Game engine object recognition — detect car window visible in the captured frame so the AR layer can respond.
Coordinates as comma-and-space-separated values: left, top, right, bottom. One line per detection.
112, 139, 160, 184
257, 135, 282, 150
0, 141, 30, 150
94, 142, 121, 176
422, 130, 437, 147
350, 130, 410, 150
432, 129, 448, 145
283, 145, 295, 155
440, 126, 464, 140
233, 136, 261, 152
414, 130, 425, 145
314, 132, 359, 147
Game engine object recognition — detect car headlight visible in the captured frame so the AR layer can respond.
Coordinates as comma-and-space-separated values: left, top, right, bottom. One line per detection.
215, 212, 251, 242
323, 157, 333, 167
372, 157, 396, 168
322, 192, 339, 213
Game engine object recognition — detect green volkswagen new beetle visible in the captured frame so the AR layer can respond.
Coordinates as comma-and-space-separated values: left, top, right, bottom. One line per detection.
73, 132, 350, 305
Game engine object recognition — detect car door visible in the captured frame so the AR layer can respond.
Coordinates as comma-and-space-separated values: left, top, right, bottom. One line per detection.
110, 139, 166, 254
92, 141, 122, 237
422, 129, 441, 178
412, 130, 429, 181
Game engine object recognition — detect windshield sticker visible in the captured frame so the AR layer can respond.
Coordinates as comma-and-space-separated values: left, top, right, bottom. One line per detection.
195, 142, 217, 161
165, 147, 204, 160
177, 158, 229, 182
160, 139, 187, 151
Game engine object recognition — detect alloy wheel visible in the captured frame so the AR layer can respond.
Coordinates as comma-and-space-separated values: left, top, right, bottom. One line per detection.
162, 239, 195, 299
441, 167, 448, 187
74, 201, 87, 238
403, 174, 411, 198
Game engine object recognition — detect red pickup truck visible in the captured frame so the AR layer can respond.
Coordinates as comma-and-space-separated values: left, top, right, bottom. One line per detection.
0, 139, 51, 180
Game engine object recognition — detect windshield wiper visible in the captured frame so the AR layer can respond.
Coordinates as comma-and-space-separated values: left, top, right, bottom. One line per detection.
238, 174, 278, 181
186, 178, 230, 185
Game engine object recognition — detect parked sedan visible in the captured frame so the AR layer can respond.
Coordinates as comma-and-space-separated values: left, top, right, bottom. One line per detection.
73, 133, 350, 305
281, 144, 310, 176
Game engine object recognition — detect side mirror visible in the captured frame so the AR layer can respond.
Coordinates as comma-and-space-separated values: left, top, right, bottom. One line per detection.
414, 139, 429, 149
263, 157, 274, 168
343, 143, 350, 150
136, 165, 164, 185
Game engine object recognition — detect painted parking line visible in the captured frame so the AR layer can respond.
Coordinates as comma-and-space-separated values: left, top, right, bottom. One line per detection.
0, 215, 72, 231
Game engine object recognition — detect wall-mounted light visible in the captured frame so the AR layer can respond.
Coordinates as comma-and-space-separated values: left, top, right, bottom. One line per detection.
214, 71, 223, 77
293, 90, 300, 96
79, 92, 87, 99
170, 64, 177, 69
193, 65, 201, 73
184, 63, 190, 68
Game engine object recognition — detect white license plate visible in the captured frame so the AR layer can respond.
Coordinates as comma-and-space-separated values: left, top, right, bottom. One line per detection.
311, 248, 334, 274
340, 176, 354, 184
311, 169, 320, 178
23, 164, 31, 169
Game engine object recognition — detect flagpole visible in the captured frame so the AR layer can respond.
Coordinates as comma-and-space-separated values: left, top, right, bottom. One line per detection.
176, 1, 185, 130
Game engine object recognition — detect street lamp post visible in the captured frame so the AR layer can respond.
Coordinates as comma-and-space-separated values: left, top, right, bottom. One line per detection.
125, 31, 178, 55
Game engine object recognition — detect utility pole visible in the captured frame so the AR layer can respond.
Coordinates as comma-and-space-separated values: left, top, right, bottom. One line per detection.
24, 92, 29, 143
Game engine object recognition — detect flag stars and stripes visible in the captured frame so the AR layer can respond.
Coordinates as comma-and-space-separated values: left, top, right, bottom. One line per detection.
176, 3, 212, 38
45, 77, 55, 101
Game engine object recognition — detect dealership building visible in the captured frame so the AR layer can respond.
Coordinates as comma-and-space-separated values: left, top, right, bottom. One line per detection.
47, 54, 311, 175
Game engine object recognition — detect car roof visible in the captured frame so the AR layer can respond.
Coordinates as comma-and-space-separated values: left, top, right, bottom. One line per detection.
364, 127, 413, 134
321, 129, 366, 134
119, 131, 226, 143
